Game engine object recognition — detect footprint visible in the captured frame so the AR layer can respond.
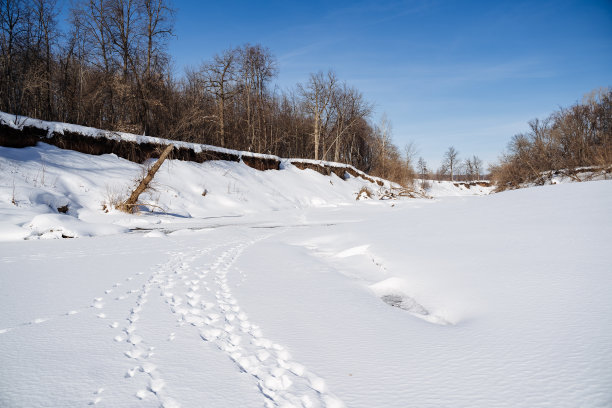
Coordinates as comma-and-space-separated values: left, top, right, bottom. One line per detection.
128, 335, 143, 345
125, 349, 143, 359
149, 378, 165, 394
308, 376, 327, 393
287, 362, 306, 376
200, 328, 222, 341
88, 397, 101, 405
161, 396, 181, 408
256, 350, 271, 362
322, 395, 346, 408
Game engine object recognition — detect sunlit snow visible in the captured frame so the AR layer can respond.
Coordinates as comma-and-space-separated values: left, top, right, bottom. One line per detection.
1, 144, 611, 408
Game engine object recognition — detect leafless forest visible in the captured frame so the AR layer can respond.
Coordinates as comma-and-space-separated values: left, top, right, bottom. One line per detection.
0, 0, 419, 183
1, 0, 609, 187
490, 89, 611, 189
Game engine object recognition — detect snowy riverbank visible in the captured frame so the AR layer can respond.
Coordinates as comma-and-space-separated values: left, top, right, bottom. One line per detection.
1, 143, 610, 407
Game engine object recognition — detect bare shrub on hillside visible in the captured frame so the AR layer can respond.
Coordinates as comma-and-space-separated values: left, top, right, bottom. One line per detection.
491, 88, 612, 190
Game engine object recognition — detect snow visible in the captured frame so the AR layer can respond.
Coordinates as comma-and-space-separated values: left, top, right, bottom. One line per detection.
1, 143, 611, 407
1, 110, 275, 159
421, 179, 494, 196
0, 143, 385, 239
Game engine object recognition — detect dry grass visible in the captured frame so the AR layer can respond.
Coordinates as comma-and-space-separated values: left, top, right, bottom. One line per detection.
356, 186, 373, 200
102, 185, 126, 213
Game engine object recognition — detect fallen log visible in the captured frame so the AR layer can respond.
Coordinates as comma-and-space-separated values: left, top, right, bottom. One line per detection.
118, 144, 174, 213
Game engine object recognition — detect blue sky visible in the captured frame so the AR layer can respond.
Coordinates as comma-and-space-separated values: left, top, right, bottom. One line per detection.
171, 1, 610, 168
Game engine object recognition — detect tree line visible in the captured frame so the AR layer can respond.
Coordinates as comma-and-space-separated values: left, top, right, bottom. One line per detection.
0, 0, 414, 184
490, 88, 611, 188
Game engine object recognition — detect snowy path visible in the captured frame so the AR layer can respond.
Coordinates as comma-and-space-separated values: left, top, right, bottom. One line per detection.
0, 229, 344, 408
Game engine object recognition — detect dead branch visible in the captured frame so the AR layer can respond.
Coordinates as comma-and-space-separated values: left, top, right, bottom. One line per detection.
118, 144, 174, 213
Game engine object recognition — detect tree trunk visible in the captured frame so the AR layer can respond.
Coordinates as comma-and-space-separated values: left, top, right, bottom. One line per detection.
314, 111, 320, 160
119, 144, 173, 213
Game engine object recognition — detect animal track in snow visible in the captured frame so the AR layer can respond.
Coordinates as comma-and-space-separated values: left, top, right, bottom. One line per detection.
0, 263, 153, 338
100, 236, 344, 407
158, 236, 347, 407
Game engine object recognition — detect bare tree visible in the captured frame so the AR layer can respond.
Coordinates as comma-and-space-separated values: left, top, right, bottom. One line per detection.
375, 114, 392, 176
137, 0, 174, 134
141, 0, 173, 79
437, 163, 449, 181
298, 69, 336, 160
238, 44, 276, 152
107, 0, 140, 80
443, 146, 459, 181
32, 0, 59, 119
325, 83, 371, 162
472, 155, 482, 181
403, 141, 417, 184
417, 156, 428, 188
201, 47, 239, 147
464, 157, 474, 181
0, 0, 26, 113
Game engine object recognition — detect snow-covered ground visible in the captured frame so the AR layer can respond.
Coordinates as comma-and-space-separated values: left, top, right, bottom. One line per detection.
421, 179, 493, 196
0, 143, 391, 241
1, 144, 611, 407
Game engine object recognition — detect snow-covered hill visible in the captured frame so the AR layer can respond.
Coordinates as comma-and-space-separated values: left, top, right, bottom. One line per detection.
422, 179, 494, 196
0, 143, 391, 241
0, 143, 492, 242
1, 143, 610, 408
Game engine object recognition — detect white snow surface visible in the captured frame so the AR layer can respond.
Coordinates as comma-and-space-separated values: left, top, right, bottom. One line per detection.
1, 143, 611, 407
423, 179, 494, 196
0, 143, 390, 241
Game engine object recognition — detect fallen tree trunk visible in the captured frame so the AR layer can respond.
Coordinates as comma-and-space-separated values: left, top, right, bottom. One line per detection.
118, 144, 174, 213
